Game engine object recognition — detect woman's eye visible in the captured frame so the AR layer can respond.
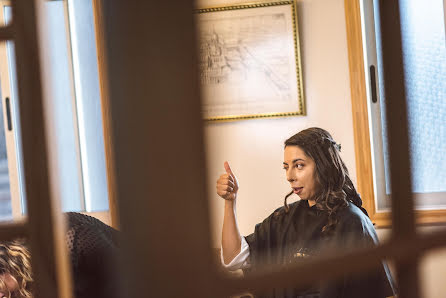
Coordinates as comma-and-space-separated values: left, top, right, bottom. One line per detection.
296, 164, 304, 169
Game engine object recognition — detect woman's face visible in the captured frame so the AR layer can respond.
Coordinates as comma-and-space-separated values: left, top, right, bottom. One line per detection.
0, 273, 19, 297
283, 145, 318, 205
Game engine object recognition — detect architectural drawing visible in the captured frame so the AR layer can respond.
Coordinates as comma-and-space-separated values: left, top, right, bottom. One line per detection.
196, 3, 304, 120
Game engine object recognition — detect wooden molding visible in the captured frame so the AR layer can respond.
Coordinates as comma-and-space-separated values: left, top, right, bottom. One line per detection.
12, 0, 73, 296
92, 0, 119, 229
344, 0, 377, 220
344, 0, 446, 228
98, 1, 217, 296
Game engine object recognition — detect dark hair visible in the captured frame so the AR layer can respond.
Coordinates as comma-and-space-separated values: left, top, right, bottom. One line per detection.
0, 239, 33, 298
283, 127, 367, 234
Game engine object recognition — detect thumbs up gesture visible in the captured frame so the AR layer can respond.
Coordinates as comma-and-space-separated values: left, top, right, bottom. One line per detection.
216, 161, 239, 201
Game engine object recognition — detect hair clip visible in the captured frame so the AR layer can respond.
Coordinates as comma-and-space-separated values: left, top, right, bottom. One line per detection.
323, 137, 341, 152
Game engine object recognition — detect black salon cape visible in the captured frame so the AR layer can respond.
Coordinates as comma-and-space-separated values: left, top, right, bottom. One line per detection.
65, 212, 120, 298
244, 200, 396, 298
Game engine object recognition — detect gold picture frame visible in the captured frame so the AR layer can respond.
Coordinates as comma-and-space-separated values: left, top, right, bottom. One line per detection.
195, 1, 305, 121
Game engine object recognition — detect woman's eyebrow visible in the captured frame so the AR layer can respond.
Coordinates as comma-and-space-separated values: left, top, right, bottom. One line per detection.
292, 158, 305, 163
283, 158, 305, 165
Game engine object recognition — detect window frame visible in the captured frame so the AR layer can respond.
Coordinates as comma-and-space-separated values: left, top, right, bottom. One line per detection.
346, 0, 446, 227
0, 0, 111, 225
0, 0, 25, 219
1, 0, 444, 296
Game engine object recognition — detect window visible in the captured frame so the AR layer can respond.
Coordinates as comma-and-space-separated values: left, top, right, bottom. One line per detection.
0, 0, 109, 221
359, 0, 446, 223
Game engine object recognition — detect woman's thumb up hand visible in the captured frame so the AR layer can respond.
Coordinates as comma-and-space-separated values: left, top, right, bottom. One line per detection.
216, 161, 239, 201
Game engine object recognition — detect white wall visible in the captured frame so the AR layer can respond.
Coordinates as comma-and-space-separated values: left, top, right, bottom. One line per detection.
201, 0, 355, 246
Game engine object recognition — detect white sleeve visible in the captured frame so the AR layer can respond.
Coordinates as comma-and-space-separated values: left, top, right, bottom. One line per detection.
220, 236, 250, 270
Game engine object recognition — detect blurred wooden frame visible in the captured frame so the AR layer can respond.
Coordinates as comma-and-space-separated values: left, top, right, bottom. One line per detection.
344, 0, 446, 228
92, 0, 119, 229
0, 0, 112, 228
0, 1, 442, 298
0, 0, 73, 297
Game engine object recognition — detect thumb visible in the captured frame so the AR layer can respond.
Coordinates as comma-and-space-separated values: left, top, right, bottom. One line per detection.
224, 161, 234, 176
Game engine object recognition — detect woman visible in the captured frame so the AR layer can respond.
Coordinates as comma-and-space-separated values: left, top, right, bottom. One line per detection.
217, 127, 396, 298
0, 212, 120, 298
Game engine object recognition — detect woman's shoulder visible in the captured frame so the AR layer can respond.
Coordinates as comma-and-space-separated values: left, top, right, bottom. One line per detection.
338, 202, 370, 223
336, 203, 378, 242
65, 212, 116, 229
64, 212, 120, 245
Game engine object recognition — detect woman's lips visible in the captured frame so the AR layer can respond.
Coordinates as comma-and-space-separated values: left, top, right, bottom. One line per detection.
293, 187, 303, 194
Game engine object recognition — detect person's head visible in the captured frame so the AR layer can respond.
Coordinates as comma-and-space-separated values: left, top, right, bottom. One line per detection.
283, 127, 365, 232
0, 240, 32, 298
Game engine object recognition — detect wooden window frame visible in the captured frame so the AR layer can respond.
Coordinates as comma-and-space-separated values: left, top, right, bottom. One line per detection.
0, 0, 112, 227
0, 0, 74, 296
345, 0, 446, 228
1, 0, 441, 297
91, 0, 118, 229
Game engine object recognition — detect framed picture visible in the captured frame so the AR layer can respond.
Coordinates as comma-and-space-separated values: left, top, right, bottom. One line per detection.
195, 1, 305, 121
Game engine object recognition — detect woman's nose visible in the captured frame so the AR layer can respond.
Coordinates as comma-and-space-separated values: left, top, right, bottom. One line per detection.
287, 170, 296, 182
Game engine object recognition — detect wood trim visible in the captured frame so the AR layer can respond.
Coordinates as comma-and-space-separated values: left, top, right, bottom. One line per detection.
0, 3, 24, 219
344, 0, 446, 229
91, 0, 119, 229
0, 24, 13, 40
12, 0, 73, 296
370, 210, 446, 228
344, 0, 377, 220
379, 1, 420, 295
100, 1, 218, 296
0, 221, 27, 240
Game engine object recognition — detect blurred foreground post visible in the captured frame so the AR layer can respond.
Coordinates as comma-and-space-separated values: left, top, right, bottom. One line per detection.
97, 1, 218, 297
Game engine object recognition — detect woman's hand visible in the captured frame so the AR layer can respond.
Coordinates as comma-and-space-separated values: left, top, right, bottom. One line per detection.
216, 161, 239, 201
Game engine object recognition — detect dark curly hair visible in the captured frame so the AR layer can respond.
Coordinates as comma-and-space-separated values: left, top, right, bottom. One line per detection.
283, 127, 367, 234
